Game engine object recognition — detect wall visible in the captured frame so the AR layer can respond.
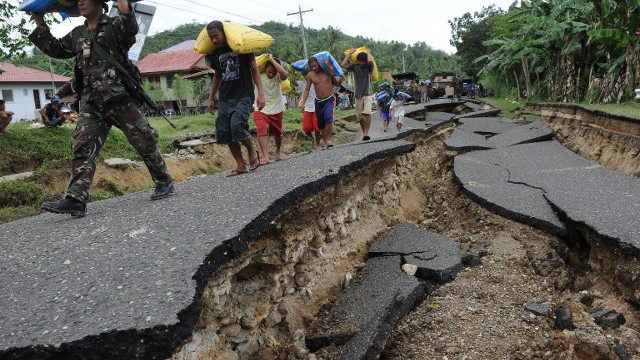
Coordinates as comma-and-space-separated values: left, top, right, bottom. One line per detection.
0, 83, 66, 121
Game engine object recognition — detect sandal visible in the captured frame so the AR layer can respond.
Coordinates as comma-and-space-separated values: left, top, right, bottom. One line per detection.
227, 169, 249, 177
249, 151, 261, 171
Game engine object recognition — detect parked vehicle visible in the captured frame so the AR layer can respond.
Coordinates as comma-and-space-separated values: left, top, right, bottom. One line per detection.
163, 109, 176, 117
391, 72, 420, 101
431, 72, 456, 98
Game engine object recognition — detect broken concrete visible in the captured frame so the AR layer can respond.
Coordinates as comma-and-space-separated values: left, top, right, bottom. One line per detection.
306, 223, 461, 358
453, 150, 567, 235
456, 117, 518, 136
488, 120, 555, 148
369, 222, 463, 283
0, 140, 415, 359
445, 120, 554, 152
305, 256, 428, 357
454, 108, 502, 119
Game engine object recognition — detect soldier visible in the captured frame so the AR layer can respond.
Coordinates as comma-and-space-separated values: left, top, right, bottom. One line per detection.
29, 0, 173, 218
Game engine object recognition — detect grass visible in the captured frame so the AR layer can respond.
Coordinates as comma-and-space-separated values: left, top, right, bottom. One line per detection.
0, 107, 357, 224
480, 96, 640, 121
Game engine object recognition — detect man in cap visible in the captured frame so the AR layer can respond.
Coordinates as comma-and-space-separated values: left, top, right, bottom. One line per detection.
29, 0, 174, 217
39, 95, 64, 128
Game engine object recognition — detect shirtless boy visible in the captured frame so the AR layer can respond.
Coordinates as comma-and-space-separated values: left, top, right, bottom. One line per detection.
0, 99, 14, 134
298, 57, 343, 148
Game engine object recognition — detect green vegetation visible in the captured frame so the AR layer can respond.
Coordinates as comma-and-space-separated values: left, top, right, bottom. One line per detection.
0, 180, 44, 207
452, 1, 640, 104
0, 108, 357, 223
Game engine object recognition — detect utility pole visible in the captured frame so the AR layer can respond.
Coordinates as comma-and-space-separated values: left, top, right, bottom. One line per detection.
287, 5, 313, 59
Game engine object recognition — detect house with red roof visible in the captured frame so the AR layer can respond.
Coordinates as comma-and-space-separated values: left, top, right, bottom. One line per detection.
0, 63, 71, 121
137, 40, 210, 114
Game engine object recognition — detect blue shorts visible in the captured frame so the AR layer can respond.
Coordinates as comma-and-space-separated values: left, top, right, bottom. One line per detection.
381, 112, 390, 121
314, 95, 336, 130
216, 97, 253, 144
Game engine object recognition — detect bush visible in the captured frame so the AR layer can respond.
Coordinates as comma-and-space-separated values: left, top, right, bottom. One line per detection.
0, 180, 45, 207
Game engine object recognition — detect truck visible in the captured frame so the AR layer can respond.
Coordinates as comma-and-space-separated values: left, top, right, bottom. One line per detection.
391, 72, 420, 101
431, 72, 456, 98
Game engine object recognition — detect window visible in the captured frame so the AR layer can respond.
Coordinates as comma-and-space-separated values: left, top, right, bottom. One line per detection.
1, 89, 13, 102
166, 75, 173, 89
44, 89, 54, 100
33, 89, 41, 109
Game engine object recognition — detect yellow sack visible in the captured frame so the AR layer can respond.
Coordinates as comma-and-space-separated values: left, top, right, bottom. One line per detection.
194, 23, 274, 55
256, 53, 269, 73
281, 79, 292, 94
344, 46, 379, 81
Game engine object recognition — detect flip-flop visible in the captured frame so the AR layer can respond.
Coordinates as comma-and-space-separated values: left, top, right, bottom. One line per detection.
249, 151, 261, 171
227, 169, 249, 177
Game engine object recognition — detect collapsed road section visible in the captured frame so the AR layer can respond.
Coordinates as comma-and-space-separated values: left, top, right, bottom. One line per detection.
1, 100, 639, 359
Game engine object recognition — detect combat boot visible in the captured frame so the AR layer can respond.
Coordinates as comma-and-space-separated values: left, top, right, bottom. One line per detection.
41, 197, 87, 217
150, 182, 174, 200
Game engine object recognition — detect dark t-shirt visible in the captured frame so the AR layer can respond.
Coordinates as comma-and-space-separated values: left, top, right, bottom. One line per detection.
207, 47, 255, 100
347, 64, 373, 98
45, 103, 60, 119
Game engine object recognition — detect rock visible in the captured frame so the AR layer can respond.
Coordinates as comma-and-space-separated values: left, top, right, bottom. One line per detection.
591, 308, 626, 330
574, 327, 615, 359
577, 291, 594, 307
525, 301, 551, 317
614, 344, 629, 360
402, 263, 418, 276
461, 253, 481, 267
104, 158, 142, 170
554, 307, 575, 330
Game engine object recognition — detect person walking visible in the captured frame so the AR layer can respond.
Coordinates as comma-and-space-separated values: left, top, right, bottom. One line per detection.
291, 68, 322, 149
253, 54, 287, 163
298, 56, 343, 149
206, 20, 263, 176
29, 0, 174, 217
389, 94, 405, 132
342, 48, 374, 141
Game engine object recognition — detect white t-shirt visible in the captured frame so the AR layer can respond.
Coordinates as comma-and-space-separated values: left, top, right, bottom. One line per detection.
255, 73, 285, 115
390, 99, 405, 118
296, 81, 316, 112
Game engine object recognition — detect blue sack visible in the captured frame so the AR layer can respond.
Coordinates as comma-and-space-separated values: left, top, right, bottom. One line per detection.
397, 91, 412, 100
312, 51, 344, 77
292, 59, 308, 72
18, 0, 144, 17
18, 0, 80, 17
376, 91, 389, 102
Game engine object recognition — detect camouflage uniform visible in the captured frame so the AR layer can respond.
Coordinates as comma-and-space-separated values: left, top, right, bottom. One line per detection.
29, 12, 171, 203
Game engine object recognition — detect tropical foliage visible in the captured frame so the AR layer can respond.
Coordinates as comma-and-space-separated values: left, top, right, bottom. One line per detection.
452, 0, 640, 103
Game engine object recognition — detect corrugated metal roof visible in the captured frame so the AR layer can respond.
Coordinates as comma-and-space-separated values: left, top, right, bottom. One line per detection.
137, 50, 206, 75
0, 63, 71, 83
160, 40, 196, 53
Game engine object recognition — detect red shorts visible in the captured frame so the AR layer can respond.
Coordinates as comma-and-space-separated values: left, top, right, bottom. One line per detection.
302, 111, 320, 133
254, 111, 283, 136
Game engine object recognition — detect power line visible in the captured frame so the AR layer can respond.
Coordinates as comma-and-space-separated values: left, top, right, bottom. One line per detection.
181, 0, 263, 23
287, 5, 313, 59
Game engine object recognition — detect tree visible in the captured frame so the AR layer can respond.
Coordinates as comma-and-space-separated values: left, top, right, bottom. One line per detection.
0, 1, 33, 62
171, 74, 187, 114
449, 5, 505, 78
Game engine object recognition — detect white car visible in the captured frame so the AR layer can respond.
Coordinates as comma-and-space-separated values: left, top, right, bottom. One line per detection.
163, 109, 176, 116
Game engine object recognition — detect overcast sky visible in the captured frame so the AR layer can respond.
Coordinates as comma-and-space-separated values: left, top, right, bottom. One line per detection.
18, 0, 518, 54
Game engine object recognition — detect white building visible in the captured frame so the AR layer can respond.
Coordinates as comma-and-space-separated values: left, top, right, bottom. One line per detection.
0, 63, 71, 122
